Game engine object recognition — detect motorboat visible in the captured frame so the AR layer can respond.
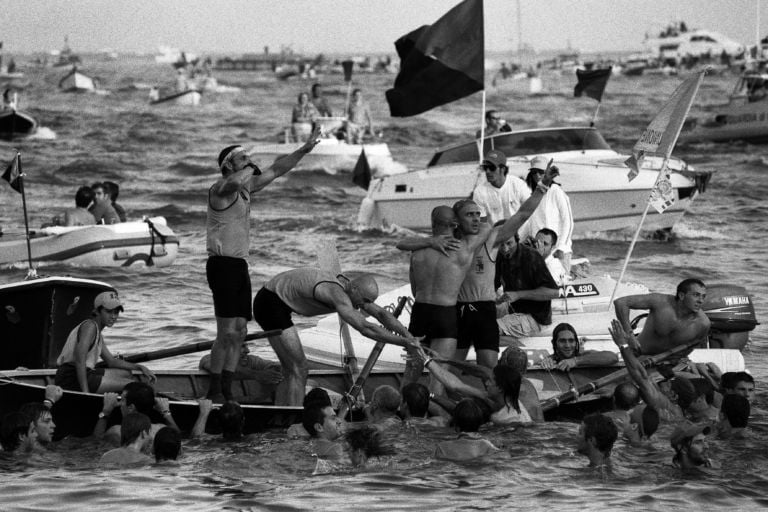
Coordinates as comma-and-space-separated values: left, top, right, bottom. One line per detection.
249, 117, 407, 176
643, 23, 745, 67
0, 107, 38, 139
357, 126, 712, 235
58, 68, 96, 92
681, 70, 768, 144
0, 217, 179, 268
149, 88, 202, 106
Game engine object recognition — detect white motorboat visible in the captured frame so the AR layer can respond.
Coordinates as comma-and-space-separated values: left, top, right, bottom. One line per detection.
681, 70, 768, 144
0, 217, 179, 268
149, 89, 202, 106
249, 117, 406, 176
58, 68, 96, 92
357, 126, 712, 235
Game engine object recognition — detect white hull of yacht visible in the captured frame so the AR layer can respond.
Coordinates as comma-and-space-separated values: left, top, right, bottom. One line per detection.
361, 150, 702, 235
681, 98, 768, 144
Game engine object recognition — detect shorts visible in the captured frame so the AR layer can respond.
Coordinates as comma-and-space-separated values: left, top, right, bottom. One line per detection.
253, 287, 294, 330
496, 313, 541, 339
54, 363, 105, 393
408, 302, 458, 343
457, 301, 499, 352
206, 256, 253, 320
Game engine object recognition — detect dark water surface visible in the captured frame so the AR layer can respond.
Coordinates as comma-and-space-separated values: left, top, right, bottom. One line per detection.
1, 57, 767, 510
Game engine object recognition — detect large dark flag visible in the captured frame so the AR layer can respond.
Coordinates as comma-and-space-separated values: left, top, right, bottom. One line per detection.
385, 0, 484, 117
2, 153, 21, 193
574, 67, 612, 101
352, 149, 372, 190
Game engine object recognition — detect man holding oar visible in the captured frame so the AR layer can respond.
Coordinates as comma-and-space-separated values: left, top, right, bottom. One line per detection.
205, 127, 321, 402
252, 268, 421, 405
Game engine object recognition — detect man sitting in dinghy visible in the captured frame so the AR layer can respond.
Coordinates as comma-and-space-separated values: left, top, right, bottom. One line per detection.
252, 268, 421, 406
63, 185, 97, 226
54, 291, 156, 394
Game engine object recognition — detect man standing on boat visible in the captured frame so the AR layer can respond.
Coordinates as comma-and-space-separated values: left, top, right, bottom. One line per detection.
613, 278, 710, 355
471, 149, 529, 226
205, 128, 321, 402
252, 268, 420, 405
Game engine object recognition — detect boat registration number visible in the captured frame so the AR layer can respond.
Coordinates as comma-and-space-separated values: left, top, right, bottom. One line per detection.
558, 283, 599, 298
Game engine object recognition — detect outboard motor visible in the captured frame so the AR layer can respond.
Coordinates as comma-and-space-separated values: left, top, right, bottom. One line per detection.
702, 284, 758, 350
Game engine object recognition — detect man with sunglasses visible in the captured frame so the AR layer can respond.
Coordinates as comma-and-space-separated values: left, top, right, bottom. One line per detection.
472, 149, 530, 226
252, 268, 421, 406
205, 127, 321, 403
475, 110, 512, 139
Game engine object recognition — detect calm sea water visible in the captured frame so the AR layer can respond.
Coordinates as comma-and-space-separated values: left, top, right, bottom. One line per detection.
1, 56, 767, 510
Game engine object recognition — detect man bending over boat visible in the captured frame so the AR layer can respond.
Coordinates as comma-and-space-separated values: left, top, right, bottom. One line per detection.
613, 278, 710, 355
62, 186, 97, 226
205, 128, 321, 403
252, 268, 421, 405
54, 291, 156, 394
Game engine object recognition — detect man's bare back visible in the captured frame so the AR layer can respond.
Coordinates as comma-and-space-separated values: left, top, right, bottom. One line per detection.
410, 241, 477, 306
614, 280, 710, 355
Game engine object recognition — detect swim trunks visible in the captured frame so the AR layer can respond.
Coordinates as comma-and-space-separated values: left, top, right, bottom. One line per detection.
252, 287, 294, 330
54, 363, 105, 392
457, 301, 499, 352
408, 302, 458, 342
206, 255, 252, 320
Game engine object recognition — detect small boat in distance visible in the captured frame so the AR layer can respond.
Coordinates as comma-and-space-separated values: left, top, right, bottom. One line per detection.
0, 217, 179, 268
357, 126, 712, 236
0, 91, 38, 139
149, 87, 202, 106
681, 69, 768, 144
58, 67, 97, 92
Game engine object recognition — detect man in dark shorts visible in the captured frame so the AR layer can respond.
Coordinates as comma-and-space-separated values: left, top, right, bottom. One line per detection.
206, 127, 321, 402
252, 267, 419, 405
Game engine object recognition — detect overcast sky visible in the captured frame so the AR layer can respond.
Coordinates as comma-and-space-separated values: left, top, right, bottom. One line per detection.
2, 0, 765, 56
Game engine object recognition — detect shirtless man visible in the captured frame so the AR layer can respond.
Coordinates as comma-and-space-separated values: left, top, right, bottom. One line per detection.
397, 161, 559, 390
252, 267, 420, 405
613, 278, 710, 355
63, 186, 97, 226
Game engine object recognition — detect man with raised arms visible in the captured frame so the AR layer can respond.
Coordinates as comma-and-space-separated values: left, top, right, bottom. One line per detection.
397, 158, 559, 389
252, 268, 420, 405
613, 278, 710, 355
205, 127, 321, 402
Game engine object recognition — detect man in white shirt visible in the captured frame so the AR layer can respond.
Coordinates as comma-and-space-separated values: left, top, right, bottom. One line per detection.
472, 149, 530, 226
533, 227, 568, 286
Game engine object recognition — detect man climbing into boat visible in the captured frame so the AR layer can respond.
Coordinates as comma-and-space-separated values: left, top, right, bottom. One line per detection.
205, 128, 321, 403
251, 267, 421, 406
54, 291, 156, 394
62, 185, 97, 226
613, 278, 710, 355
538, 322, 618, 371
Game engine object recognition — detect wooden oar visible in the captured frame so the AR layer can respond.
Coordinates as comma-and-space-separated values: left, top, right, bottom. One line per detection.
337, 296, 408, 420
539, 339, 700, 412
117, 330, 282, 364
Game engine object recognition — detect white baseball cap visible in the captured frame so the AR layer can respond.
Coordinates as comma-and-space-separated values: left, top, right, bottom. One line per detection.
94, 291, 124, 312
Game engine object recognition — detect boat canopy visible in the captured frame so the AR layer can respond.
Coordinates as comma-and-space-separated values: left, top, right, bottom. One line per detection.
427, 127, 613, 167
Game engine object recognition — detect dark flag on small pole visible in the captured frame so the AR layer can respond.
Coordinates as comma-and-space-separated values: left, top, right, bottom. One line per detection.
3, 151, 36, 277
574, 66, 612, 127
385, 0, 484, 117
352, 148, 372, 190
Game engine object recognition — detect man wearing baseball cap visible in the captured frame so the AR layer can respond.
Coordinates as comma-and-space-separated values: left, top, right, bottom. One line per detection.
670, 423, 718, 469
518, 155, 574, 274
472, 149, 530, 226
55, 291, 156, 394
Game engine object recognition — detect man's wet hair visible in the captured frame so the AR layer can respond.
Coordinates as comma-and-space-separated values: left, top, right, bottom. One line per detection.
613, 383, 640, 411
345, 426, 395, 458
492, 364, 521, 414
302, 404, 329, 438
692, 378, 715, 405
303, 388, 332, 409
551, 323, 580, 361
640, 406, 660, 439
0, 411, 32, 452
220, 401, 244, 440
670, 377, 699, 410
75, 186, 95, 208
451, 398, 487, 433
370, 385, 401, 415
499, 346, 528, 374
721, 394, 750, 428
452, 199, 478, 217
401, 383, 430, 418
154, 426, 181, 462
123, 381, 155, 416
121, 412, 151, 446
18, 402, 49, 424
675, 278, 705, 299
582, 413, 618, 455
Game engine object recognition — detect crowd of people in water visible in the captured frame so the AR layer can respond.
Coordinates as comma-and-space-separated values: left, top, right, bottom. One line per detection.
0, 133, 756, 475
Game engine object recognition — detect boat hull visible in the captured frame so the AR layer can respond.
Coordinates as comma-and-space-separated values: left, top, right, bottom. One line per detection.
150, 90, 202, 106
0, 218, 179, 268
58, 70, 95, 92
249, 138, 405, 176
681, 100, 768, 143
0, 109, 38, 139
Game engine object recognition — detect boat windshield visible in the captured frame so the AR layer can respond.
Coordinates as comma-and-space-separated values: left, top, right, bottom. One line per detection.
427, 128, 612, 167
738, 74, 768, 103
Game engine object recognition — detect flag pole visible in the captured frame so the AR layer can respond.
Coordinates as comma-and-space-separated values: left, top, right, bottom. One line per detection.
16, 153, 36, 279
478, 89, 486, 160
589, 101, 602, 127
